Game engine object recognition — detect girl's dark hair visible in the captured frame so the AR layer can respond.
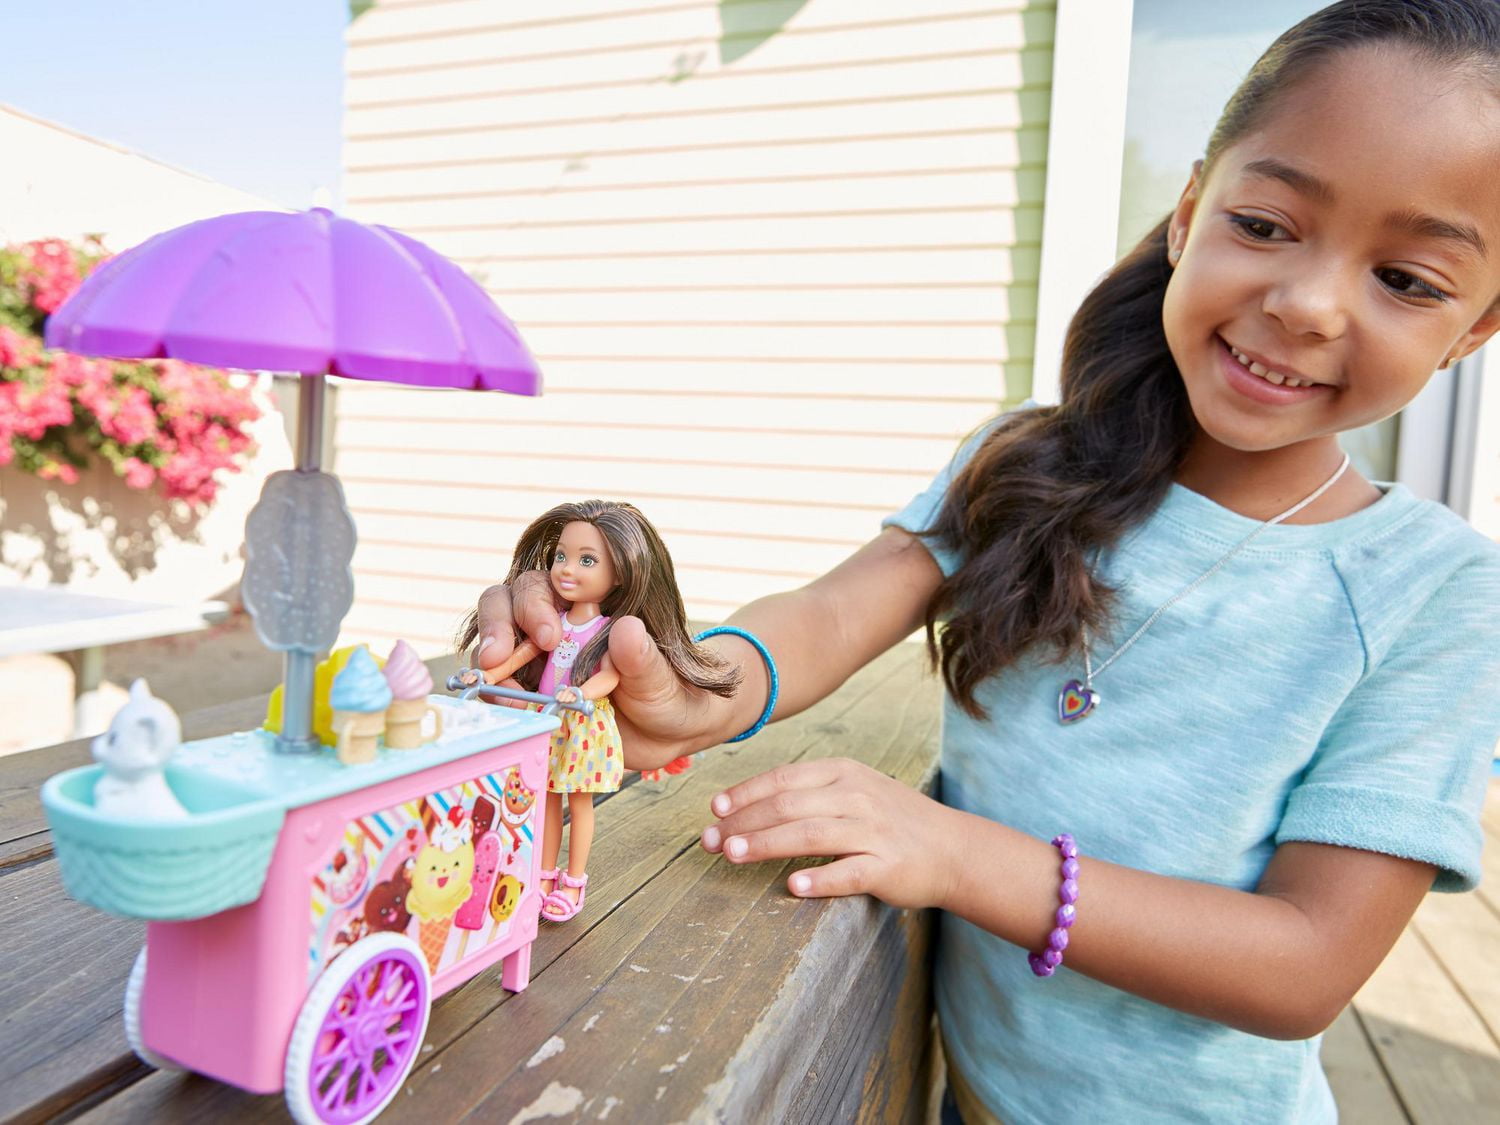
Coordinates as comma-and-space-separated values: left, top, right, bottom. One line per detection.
926, 0, 1500, 718
457, 499, 740, 698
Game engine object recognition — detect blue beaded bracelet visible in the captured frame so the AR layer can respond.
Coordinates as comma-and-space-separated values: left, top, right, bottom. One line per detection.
1028, 833, 1079, 978
693, 626, 779, 743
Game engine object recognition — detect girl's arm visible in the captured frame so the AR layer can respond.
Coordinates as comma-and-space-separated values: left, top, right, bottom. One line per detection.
483, 527, 944, 770
701, 759, 1434, 1040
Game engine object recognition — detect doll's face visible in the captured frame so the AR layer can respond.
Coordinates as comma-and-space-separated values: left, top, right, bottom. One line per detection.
550, 521, 616, 606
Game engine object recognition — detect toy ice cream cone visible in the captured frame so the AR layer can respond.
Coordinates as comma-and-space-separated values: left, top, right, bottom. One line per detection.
383, 642, 442, 749
418, 917, 453, 971
329, 647, 392, 765
334, 709, 385, 765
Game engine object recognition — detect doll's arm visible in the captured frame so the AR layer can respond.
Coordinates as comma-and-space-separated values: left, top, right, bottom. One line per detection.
572, 653, 619, 702
482, 639, 541, 686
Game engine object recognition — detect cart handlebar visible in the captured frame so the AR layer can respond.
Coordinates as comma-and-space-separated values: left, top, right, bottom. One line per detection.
445, 672, 596, 718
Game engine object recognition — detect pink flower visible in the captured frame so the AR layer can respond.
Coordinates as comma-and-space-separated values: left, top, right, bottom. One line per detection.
121, 457, 156, 490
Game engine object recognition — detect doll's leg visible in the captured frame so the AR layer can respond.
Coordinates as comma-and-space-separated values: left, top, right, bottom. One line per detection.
540, 790, 564, 898
546, 793, 594, 915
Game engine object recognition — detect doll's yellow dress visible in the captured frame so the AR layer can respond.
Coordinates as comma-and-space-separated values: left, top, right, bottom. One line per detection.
536, 613, 624, 794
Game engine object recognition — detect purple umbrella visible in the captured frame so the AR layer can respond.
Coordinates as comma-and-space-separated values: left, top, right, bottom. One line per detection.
45, 208, 543, 752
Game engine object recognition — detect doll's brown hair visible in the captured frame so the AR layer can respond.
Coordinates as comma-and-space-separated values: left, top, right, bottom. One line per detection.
457, 500, 740, 698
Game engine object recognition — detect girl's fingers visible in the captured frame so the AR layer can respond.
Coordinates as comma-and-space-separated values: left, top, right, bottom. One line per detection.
788, 856, 876, 899
709, 759, 855, 819
717, 817, 858, 863
702, 788, 849, 851
513, 571, 563, 651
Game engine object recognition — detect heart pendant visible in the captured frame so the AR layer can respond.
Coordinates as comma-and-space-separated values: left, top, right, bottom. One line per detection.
1058, 680, 1099, 724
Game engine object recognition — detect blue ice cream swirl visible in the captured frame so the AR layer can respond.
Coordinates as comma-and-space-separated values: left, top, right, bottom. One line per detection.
331, 646, 392, 712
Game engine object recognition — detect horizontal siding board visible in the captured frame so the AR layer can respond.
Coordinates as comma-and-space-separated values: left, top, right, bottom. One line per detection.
483, 283, 1035, 326
354, 533, 858, 588
356, 166, 1044, 229
458, 245, 1040, 290
335, 452, 931, 507
348, 493, 893, 543
508, 322, 1031, 363
399, 207, 1041, 261
347, 49, 1046, 134
348, 7, 1046, 81
332, 384, 999, 432
337, 420, 964, 471
345, 126, 1048, 197
345, 89, 1049, 167
351, 0, 1037, 47
337, 359, 1024, 400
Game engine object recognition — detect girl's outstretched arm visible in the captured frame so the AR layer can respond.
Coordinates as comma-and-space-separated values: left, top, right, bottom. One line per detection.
480, 527, 943, 771
701, 759, 1433, 1040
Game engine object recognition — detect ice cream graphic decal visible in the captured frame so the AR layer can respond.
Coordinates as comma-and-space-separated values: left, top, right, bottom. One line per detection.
406, 805, 475, 970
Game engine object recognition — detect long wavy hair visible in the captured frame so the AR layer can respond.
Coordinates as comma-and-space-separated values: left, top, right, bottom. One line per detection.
457, 499, 741, 697
925, 0, 1500, 717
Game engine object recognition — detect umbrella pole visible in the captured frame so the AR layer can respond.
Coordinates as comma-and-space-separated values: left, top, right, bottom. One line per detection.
276, 374, 329, 753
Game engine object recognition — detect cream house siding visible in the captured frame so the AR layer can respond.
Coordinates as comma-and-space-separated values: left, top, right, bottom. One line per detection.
338, 0, 1056, 654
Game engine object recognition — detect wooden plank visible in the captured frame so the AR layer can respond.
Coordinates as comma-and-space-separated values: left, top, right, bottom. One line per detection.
1410, 890, 1500, 1049
1321, 1008, 1410, 1124
1353, 925, 1500, 1123
0, 859, 147, 1125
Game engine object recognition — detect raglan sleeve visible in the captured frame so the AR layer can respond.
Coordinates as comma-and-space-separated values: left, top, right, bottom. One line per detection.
1275, 554, 1500, 891
881, 412, 1019, 578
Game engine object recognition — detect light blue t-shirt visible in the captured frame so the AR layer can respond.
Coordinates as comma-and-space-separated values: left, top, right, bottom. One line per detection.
885, 429, 1500, 1124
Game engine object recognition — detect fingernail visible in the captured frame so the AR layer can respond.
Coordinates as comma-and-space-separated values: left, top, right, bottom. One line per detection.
702, 826, 721, 851
478, 634, 496, 655
712, 794, 731, 816
537, 624, 555, 647
791, 874, 812, 895
726, 837, 747, 859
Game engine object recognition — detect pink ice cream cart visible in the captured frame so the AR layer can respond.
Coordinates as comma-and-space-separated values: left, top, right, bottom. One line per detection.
37, 209, 571, 1124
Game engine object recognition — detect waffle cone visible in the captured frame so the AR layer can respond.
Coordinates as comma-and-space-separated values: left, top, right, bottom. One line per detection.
333, 709, 384, 765
419, 917, 453, 971
384, 697, 436, 749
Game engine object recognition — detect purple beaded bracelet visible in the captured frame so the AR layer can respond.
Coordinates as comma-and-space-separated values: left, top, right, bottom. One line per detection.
1028, 834, 1079, 978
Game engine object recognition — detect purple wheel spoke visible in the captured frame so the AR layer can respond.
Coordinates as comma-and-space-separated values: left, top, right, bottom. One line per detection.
307, 949, 427, 1120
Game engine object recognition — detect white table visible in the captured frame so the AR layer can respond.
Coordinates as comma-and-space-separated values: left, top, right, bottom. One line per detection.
0, 587, 228, 732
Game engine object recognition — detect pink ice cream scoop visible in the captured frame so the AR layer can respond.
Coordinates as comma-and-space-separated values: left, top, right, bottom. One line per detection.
383, 640, 432, 701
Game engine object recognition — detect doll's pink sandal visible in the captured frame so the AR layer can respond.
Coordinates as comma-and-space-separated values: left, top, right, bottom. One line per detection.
542, 870, 587, 922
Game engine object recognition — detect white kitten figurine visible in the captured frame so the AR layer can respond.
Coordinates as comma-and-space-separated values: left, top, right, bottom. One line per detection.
92, 679, 189, 819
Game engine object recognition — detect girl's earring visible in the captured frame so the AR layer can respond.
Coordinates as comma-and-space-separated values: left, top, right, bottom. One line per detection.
1168, 246, 1182, 265
1440, 355, 1457, 370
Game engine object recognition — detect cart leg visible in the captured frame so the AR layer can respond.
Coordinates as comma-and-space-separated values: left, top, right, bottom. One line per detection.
501, 943, 532, 992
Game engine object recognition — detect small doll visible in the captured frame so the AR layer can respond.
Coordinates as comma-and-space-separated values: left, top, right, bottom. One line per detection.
457, 500, 738, 921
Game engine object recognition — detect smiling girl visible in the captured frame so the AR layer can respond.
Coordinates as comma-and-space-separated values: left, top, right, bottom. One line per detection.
472, 2, 1500, 1119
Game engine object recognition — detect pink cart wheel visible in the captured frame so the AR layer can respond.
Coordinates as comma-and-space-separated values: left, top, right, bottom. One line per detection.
284, 933, 431, 1125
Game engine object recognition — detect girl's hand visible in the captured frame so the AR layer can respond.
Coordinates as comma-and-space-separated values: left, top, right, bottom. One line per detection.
554, 687, 579, 704
699, 758, 962, 910
475, 579, 730, 770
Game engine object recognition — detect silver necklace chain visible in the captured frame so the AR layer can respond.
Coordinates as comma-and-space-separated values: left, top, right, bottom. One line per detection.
1082, 453, 1351, 686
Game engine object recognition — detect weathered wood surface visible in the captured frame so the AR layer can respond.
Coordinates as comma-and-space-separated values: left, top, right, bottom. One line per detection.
1, 643, 939, 1124
5, 642, 1499, 1123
